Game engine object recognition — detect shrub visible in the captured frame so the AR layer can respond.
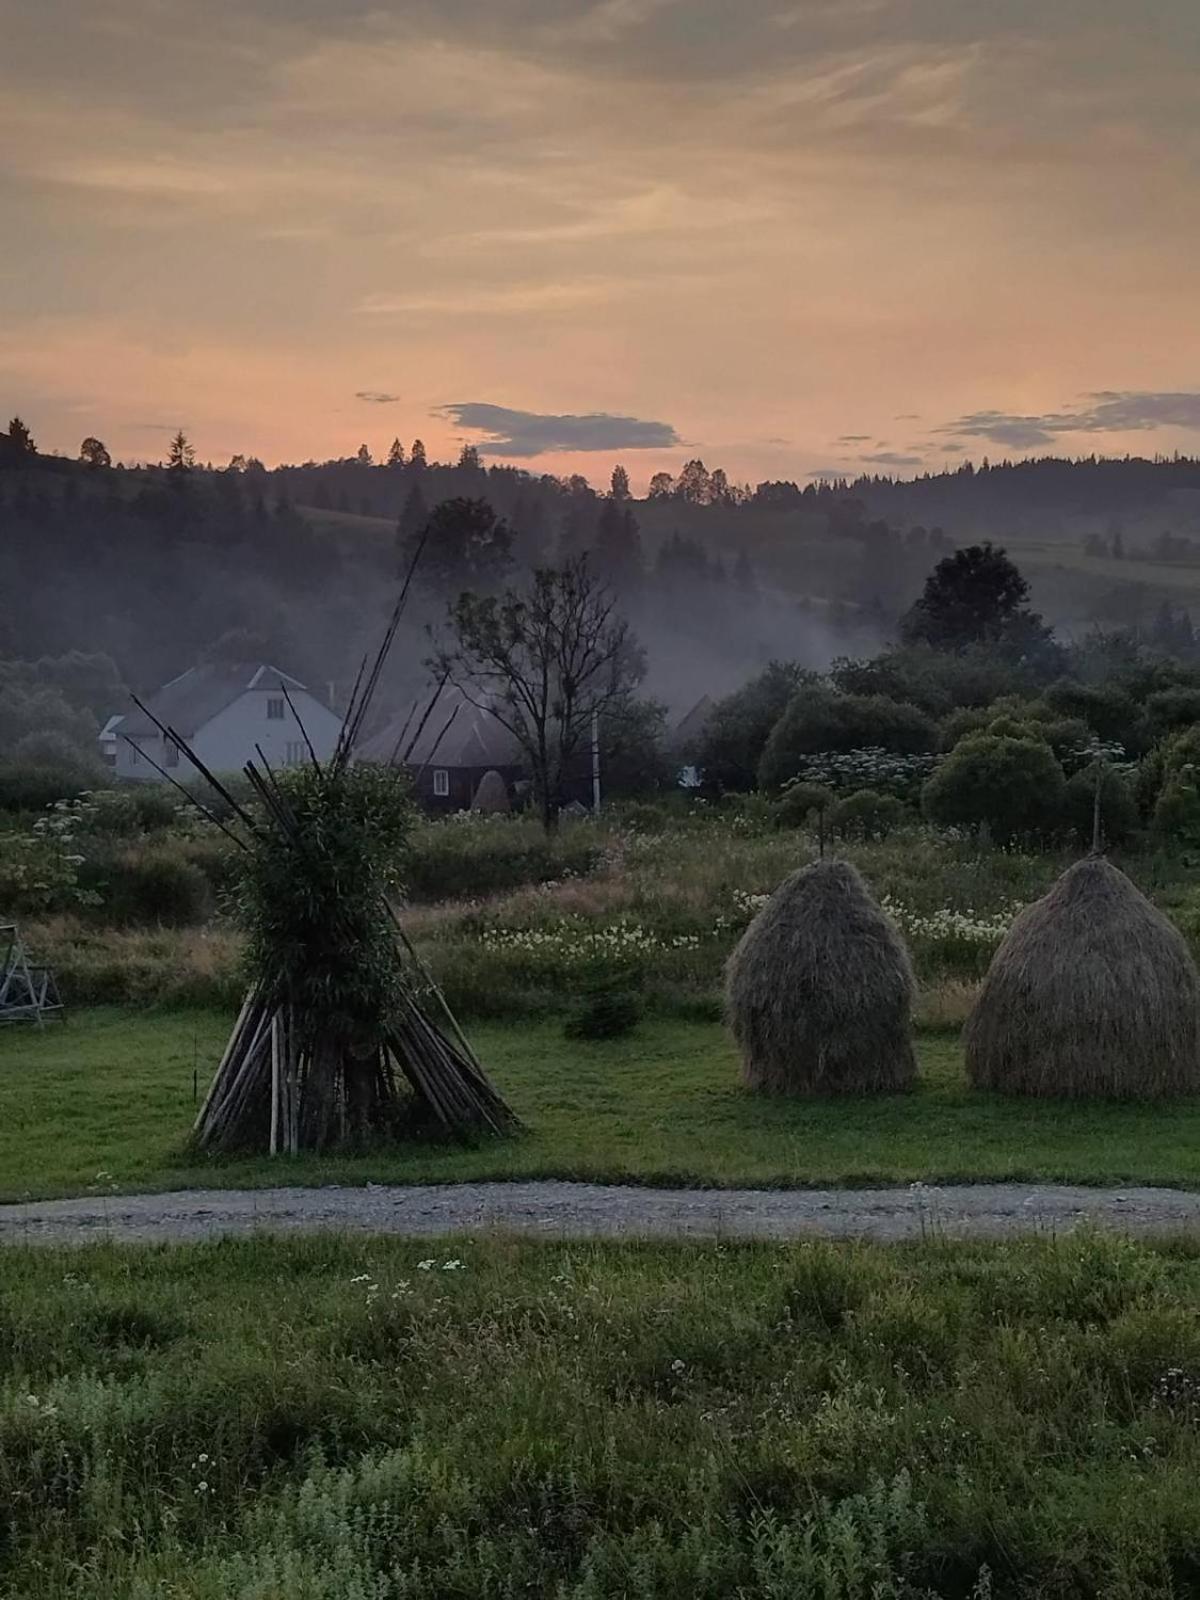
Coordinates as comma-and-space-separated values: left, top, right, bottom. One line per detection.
758, 690, 937, 789
789, 747, 940, 799
1062, 766, 1139, 849
939, 707, 990, 749
405, 816, 603, 902
84, 844, 215, 927
1044, 679, 1143, 750
599, 698, 673, 798
563, 972, 643, 1040
829, 790, 909, 842
1040, 717, 1095, 769
921, 734, 1066, 843
831, 643, 1040, 716
1154, 777, 1200, 846
0, 761, 102, 814
986, 714, 1034, 740
0, 828, 93, 917
1139, 726, 1200, 822
695, 662, 816, 791
1146, 685, 1200, 737
88, 786, 179, 835
773, 782, 833, 830
10, 728, 97, 768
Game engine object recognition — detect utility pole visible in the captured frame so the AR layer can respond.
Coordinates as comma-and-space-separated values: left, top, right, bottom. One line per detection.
591, 711, 601, 815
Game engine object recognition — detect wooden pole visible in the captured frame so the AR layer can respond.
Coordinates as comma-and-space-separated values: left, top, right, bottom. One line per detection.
269, 1011, 282, 1156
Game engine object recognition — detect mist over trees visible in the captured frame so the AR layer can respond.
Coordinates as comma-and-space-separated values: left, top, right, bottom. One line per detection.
7, 411, 1200, 777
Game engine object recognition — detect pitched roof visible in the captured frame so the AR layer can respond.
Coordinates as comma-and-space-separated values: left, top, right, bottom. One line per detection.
121, 663, 306, 739
359, 687, 523, 770
670, 695, 715, 750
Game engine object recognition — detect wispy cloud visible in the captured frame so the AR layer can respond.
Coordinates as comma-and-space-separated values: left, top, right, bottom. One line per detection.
355, 390, 400, 404
356, 283, 614, 317
440, 402, 681, 457
861, 449, 923, 467
940, 391, 1200, 449
838, 433, 871, 442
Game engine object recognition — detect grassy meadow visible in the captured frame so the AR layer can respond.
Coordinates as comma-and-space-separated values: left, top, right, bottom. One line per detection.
24, 807, 1191, 1020
8, 1230, 1200, 1596
9, 809, 1200, 1199
13, 1007, 1200, 1201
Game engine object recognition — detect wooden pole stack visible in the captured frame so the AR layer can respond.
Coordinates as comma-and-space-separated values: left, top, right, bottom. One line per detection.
193, 974, 515, 1154
141, 531, 521, 1156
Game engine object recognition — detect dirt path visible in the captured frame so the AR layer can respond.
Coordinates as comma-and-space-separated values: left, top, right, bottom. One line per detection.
5, 1180, 1200, 1246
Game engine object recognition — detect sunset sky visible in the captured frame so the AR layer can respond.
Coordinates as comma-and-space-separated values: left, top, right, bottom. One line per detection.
3, 0, 1199, 489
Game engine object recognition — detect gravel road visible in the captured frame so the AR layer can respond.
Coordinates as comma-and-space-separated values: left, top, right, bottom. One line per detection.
4, 1180, 1200, 1246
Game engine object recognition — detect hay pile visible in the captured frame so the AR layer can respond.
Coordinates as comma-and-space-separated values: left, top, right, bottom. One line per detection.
966, 856, 1200, 1099
472, 769, 510, 813
726, 859, 916, 1095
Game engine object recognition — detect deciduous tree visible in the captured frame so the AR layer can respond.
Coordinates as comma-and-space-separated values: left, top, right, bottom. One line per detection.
406, 496, 513, 593
79, 437, 111, 469
436, 557, 643, 831
901, 543, 1046, 653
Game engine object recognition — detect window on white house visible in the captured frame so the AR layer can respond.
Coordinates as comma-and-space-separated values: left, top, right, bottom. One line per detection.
433, 768, 450, 797
285, 741, 305, 766
165, 739, 180, 769
130, 744, 141, 765
267, 697, 285, 720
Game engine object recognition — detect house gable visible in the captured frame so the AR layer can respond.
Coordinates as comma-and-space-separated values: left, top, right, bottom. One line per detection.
112, 663, 344, 780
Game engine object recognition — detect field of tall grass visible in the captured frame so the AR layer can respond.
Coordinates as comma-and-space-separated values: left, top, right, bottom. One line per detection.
20, 805, 1200, 1021
7, 1230, 1200, 1597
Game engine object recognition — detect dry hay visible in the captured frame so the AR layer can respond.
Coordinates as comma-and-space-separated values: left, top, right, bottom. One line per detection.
472, 769, 510, 813
965, 855, 1200, 1099
725, 858, 917, 1095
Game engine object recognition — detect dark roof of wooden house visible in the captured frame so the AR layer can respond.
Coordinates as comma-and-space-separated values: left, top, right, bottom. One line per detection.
360, 688, 523, 770
670, 695, 715, 751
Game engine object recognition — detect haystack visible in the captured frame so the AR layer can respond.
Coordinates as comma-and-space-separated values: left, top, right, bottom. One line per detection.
473, 769, 510, 813
726, 859, 916, 1094
965, 856, 1200, 1099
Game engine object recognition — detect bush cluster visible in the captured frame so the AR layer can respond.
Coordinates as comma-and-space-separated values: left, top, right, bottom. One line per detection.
405, 815, 604, 901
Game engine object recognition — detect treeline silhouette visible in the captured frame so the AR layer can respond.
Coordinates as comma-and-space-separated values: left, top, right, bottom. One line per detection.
5, 413, 1200, 757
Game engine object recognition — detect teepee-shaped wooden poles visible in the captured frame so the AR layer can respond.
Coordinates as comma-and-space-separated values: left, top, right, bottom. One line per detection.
129, 545, 520, 1155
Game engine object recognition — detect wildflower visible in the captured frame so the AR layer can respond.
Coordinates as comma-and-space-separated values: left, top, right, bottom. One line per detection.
417, 1259, 436, 1271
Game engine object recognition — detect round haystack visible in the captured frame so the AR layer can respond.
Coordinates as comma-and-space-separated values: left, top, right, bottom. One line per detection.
965, 856, 1200, 1099
472, 769, 510, 813
725, 859, 917, 1095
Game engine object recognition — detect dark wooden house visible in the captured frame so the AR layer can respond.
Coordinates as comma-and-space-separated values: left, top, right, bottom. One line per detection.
360, 690, 526, 814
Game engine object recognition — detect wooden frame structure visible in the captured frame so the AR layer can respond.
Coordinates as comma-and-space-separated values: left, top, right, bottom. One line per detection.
0, 925, 64, 1025
123, 533, 519, 1155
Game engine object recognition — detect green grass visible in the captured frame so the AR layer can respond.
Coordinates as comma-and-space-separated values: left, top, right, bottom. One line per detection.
10, 1008, 1200, 1201
7, 1230, 1200, 1595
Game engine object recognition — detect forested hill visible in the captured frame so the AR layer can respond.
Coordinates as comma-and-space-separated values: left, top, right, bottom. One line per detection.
5, 424, 1200, 749
847, 454, 1200, 541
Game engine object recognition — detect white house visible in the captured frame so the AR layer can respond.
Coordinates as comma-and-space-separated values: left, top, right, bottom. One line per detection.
111, 663, 344, 782
98, 714, 125, 770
